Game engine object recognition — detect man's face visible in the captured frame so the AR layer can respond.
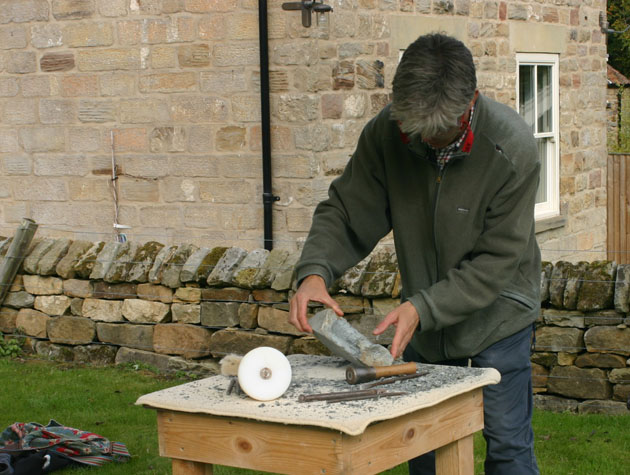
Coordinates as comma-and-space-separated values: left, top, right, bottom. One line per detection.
422, 124, 465, 149
421, 91, 478, 149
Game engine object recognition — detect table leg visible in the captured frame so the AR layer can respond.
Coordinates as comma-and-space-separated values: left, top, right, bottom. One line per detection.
172, 458, 213, 475
435, 434, 474, 475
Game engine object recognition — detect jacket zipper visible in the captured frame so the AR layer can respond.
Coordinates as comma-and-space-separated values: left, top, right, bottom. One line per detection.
433, 165, 446, 358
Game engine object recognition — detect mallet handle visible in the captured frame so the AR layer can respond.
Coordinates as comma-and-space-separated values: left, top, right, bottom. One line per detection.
373, 361, 418, 379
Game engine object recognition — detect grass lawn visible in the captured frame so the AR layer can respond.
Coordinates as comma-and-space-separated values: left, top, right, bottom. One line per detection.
1, 356, 629, 474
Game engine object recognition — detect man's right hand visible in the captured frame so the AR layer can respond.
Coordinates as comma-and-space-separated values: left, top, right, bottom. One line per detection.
288, 275, 344, 333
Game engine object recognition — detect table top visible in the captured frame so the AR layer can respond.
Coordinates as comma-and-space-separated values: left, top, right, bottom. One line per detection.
136, 355, 500, 436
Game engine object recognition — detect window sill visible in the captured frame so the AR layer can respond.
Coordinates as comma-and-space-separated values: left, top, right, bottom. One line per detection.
535, 215, 566, 234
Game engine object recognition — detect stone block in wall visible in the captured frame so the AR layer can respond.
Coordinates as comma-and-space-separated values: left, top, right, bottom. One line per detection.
271, 251, 299, 291
137, 283, 173, 303
161, 244, 198, 289
557, 353, 577, 366
207, 247, 248, 287
23, 275, 63, 295
392, 272, 402, 299
614, 264, 630, 313
200, 302, 240, 327
201, 287, 250, 303
584, 310, 624, 327
578, 400, 629, 415
253, 249, 289, 288
22, 239, 55, 275
531, 362, 549, 388
547, 366, 612, 400
232, 249, 270, 289
563, 261, 587, 310
584, 326, 630, 356
252, 289, 286, 304
613, 384, 630, 402
35, 341, 74, 362
3, 291, 34, 309
549, 261, 570, 308
172, 303, 200, 324
89, 242, 122, 280
127, 241, 165, 283
575, 353, 627, 368
148, 245, 178, 284
541, 309, 585, 328
346, 313, 395, 345
72, 242, 105, 279
289, 336, 332, 356
34, 295, 71, 316
38, 239, 71, 276
533, 394, 578, 413
577, 261, 616, 312
532, 348, 551, 368
122, 299, 170, 324
153, 323, 213, 359
372, 298, 400, 318
238, 303, 258, 329
534, 326, 585, 353
166, 357, 220, 377
209, 328, 292, 357
56, 240, 93, 279
47, 316, 95, 345
63, 279, 93, 299
361, 249, 397, 297
0, 307, 17, 332
180, 247, 211, 283
96, 323, 154, 351
93, 282, 137, 300
115, 347, 174, 372
336, 256, 370, 295
174, 287, 201, 303
541, 261, 552, 304
609, 368, 630, 384
16, 308, 50, 338
71, 298, 83, 316
180, 247, 228, 283
82, 298, 124, 322
74, 344, 117, 366
258, 306, 305, 337
104, 242, 139, 283
9, 275, 22, 293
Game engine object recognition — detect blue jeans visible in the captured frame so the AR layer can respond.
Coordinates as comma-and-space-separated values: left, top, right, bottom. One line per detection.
404, 325, 539, 475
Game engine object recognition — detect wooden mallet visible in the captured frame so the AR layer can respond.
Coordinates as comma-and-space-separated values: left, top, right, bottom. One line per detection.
345, 361, 418, 385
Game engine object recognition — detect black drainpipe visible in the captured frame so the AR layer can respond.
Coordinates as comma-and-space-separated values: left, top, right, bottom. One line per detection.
258, 0, 278, 250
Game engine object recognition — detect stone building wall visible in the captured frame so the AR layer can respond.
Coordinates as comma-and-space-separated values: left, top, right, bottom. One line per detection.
0, 0, 609, 263
0, 236, 629, 414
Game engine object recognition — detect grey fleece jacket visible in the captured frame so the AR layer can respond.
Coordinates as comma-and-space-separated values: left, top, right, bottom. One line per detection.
296, 93, 541, 362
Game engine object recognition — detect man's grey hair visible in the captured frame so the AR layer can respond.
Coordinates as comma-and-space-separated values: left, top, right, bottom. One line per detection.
391, 33, 477, 140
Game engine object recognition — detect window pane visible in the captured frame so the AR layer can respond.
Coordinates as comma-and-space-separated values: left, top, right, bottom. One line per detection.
536, 138, 548, 204
537, 65, 552, 133
519, 65, 535, 133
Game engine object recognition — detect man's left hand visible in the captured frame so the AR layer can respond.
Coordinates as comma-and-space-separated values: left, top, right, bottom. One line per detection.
373, 301, 419, 358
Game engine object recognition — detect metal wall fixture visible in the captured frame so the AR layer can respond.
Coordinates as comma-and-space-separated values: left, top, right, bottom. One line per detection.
282, 1, 333, 28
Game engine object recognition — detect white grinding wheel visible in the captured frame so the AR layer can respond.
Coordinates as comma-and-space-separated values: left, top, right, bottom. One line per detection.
237, 347, 292, 401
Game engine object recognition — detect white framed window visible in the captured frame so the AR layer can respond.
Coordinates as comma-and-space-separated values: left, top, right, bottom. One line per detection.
516, 53, 560, 220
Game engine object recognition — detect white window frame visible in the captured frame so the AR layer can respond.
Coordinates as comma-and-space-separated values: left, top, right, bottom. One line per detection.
516, 53, 560, 221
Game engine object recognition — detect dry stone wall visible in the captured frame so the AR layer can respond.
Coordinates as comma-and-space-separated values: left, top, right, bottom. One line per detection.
0, 237, 629, 415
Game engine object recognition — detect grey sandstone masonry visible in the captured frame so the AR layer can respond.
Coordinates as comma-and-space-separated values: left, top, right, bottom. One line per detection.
2, 240, 630, 412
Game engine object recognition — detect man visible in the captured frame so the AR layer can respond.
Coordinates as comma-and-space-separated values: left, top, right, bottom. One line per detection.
288, 33, 540, 474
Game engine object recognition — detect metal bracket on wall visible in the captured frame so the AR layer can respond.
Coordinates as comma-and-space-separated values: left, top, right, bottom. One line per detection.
281, 1, 333, 28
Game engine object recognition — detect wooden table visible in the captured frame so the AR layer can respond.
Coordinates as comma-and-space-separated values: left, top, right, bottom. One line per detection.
137, 355, 500, 475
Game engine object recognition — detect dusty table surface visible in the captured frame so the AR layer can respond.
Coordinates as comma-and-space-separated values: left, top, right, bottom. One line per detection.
136, 354, 500, 436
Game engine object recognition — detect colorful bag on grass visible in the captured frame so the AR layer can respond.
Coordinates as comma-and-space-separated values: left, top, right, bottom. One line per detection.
0, 420, 130, 467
